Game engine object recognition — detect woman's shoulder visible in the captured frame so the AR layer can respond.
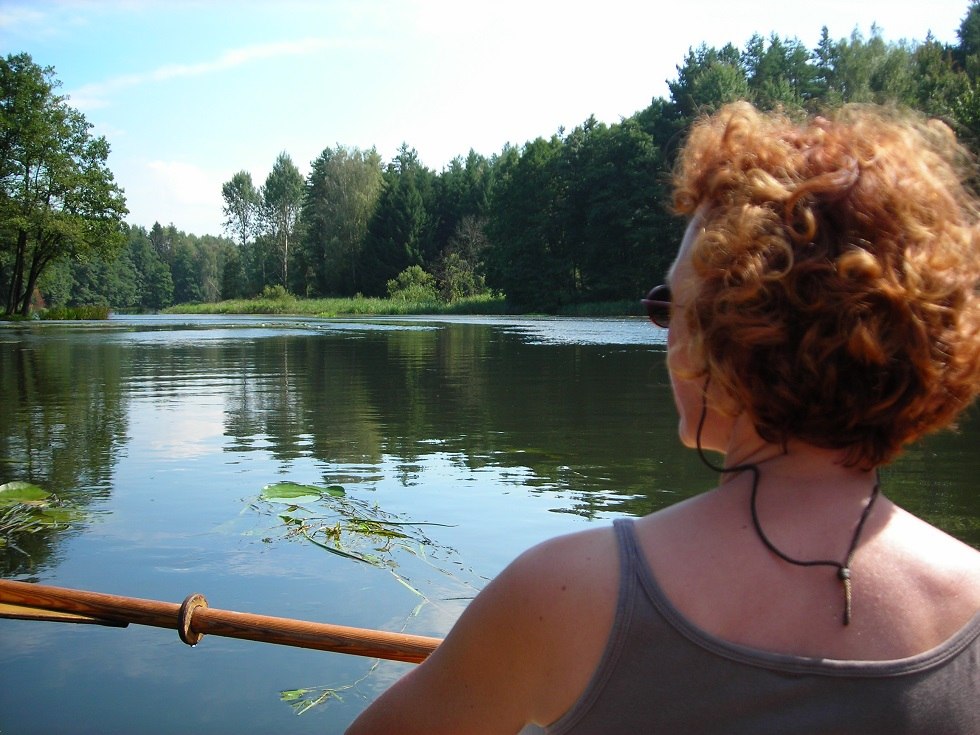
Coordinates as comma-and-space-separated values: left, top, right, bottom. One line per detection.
479, 525, 623, 725
344, 524, 625, 734
490, 524, 623, 650
868, 504, 980, 644
506, 524, 622, 581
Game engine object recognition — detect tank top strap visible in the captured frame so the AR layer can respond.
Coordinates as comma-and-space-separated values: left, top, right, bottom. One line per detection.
611, 518, 639, 581
612, 518, 643, 623
545, 519, 640, 734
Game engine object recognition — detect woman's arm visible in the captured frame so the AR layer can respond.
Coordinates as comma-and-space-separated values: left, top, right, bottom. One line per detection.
345, 527, 618, 735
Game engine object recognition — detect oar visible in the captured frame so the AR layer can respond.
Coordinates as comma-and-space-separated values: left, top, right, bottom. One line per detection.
0, 579, 441, 664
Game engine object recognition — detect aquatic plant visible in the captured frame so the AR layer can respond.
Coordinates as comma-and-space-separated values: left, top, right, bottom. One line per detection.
255, 481, 469, 585
0, 482, 80, 557
252, 481, 484, 714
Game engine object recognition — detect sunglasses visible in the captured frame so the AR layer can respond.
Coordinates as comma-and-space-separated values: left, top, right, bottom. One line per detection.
641, 284, 672, 328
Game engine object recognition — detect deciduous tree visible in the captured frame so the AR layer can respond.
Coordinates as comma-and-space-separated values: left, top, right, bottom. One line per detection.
261, 152, 303, 291
221, 172, 260, 250
0, 53, 127, 315
668, 43, 749, 118
300, 145, 383, 295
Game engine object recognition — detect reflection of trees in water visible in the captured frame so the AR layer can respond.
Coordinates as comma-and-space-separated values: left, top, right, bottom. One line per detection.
219, 324, 690, 511
0, 329, 128, 575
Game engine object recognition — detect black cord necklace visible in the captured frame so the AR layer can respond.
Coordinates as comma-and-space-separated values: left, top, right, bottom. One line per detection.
693, 379, 881, 626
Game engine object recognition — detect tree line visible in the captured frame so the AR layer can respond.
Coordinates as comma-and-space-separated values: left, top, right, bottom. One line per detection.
4, 3, 979, 315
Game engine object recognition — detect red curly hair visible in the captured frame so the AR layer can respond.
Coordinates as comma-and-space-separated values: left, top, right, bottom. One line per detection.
672, 102, 980, 467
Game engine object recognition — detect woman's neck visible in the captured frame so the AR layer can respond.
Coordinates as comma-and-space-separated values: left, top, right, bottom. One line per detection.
718, 415, 876, 494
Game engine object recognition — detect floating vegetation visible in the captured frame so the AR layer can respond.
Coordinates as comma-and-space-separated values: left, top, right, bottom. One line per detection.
279, 660, 380, 715
255, 481, 461, 575
0, 481, 81, 557
252, 480, 484, 715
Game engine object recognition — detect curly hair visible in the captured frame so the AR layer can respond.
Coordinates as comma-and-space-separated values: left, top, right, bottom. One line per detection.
672, 101, 980, 467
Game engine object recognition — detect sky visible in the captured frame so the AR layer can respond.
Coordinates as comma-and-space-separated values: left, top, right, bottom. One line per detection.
0, 0, 973, 238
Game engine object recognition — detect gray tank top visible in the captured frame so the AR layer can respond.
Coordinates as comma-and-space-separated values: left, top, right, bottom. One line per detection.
544, 518, 980, 734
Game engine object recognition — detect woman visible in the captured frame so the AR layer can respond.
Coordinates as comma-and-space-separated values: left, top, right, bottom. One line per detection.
347, 103, 980, 734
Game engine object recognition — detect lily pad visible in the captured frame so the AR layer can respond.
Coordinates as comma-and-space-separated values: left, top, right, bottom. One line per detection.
0, 482, 50, 507
260, 482, 345, 504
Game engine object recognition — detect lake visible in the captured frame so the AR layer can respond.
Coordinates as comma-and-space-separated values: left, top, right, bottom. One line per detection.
1, 314, 977, 734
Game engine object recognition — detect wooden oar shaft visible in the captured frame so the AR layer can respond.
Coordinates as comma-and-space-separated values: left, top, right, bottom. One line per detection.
190, 607, 438, 662
0, 579, 441, 664
0, 579, 179, 627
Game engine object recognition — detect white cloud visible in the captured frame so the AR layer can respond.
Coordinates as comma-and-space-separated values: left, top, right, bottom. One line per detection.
150, 37, 332, 81
68, 37, 333, 110
120, 158, 225, 235
146, 159, 221, 206
0, 6, 47, 29
0, 1, 95, 41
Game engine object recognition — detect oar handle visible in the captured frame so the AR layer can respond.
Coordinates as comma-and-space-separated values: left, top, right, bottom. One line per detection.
0, 579, 179, 627
0, 579, 441, 664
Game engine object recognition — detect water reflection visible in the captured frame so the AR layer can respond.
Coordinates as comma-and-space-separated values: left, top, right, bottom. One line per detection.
0, 329, 126, 575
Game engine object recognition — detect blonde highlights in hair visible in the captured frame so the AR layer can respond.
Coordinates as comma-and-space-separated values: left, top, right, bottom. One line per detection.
672, 102, 980, 466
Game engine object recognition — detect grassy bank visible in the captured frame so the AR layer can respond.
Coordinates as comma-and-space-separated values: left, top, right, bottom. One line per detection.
0, 305, 113, 321
165, 294, 644, 318
164, 293, 510, 317
40, 305, 112, 320
3, 296, 643, 322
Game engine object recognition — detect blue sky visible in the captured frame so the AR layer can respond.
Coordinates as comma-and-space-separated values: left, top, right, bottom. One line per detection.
0, 0, 972, 237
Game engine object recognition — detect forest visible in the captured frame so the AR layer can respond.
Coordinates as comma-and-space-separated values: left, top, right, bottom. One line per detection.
3, 3, 979, 315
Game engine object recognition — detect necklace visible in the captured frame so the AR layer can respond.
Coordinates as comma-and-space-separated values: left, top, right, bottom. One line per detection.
745, 464, 880, 625
694, 379, 881, 626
